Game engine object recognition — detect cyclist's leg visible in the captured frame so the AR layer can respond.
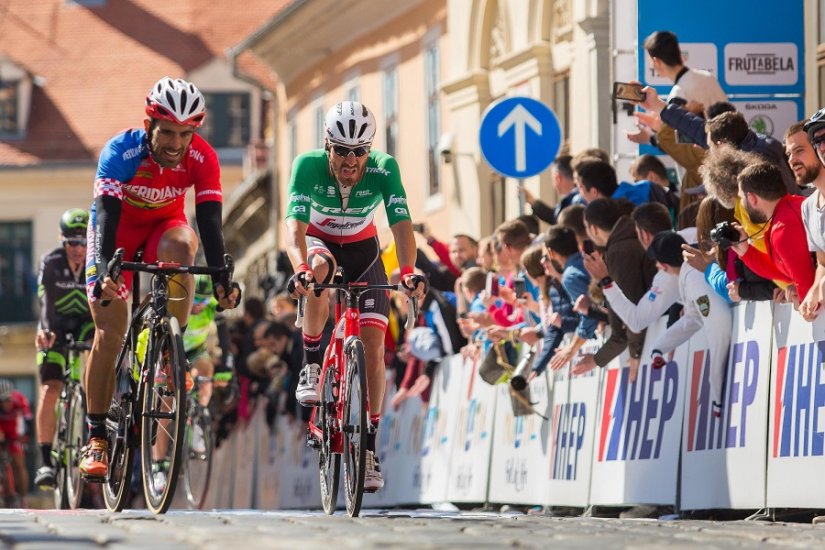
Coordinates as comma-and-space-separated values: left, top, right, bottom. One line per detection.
145, 218, 198, 328
8, 441, 26, 500
190, 354, 213, 407
34, 341, 64, 484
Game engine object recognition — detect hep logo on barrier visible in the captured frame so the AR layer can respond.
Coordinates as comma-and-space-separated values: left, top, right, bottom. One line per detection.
458, 398, 488, 452
597, 361, 679, 461
686, 341, 759, 452
773, 342, 825, 458
550, 402, 585, 480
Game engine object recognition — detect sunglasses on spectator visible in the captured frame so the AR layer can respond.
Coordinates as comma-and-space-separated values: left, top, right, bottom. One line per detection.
331, 144, 370, 158
193, 295, 211, 305
63, 238, 87, 247
812, 135, 825, 148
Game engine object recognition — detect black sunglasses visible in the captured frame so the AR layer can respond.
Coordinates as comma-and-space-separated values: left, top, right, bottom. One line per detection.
331, 144, 370, 158
63, 238, 87, 247
812, 135, 825, 148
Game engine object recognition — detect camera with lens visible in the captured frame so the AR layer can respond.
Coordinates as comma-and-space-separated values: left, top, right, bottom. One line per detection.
709, 221, 741, 250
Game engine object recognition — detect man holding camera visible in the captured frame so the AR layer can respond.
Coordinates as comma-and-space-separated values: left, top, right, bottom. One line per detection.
729, 162, 814, 312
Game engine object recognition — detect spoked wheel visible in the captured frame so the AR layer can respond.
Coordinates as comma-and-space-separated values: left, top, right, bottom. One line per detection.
318, 365, 340, 515
52, 390, 69, 510
183, 401, 213, 510
141, 317, 187, 514
65, 384, 88, 509
341, 338, 367, 517
103, 342, 140, 512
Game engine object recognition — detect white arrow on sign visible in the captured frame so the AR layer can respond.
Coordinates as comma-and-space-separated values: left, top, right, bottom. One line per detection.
497, 104, 542, 172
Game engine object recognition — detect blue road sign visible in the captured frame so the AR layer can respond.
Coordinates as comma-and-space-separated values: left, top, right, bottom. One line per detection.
479, 96, 562, 178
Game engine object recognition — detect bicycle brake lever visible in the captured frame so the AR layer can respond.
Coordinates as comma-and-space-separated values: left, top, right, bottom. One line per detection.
101, 248, 125, 307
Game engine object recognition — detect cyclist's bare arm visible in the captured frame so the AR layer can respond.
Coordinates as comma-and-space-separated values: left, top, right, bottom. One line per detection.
390, 220, 425, 300
285, 218, 312, 297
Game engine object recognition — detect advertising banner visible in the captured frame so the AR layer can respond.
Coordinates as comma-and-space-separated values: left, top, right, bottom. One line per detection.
681, 301, 772, 510
767, 304, 825, 508
419, 355, 465, 503
487, 369, 553, 506
589, 317, 687, 506
447, 355, 498, 503
545, 360, 602, 507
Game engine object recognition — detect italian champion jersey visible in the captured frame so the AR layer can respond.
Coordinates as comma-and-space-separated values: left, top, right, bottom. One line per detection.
285, 149, 411, 244
93, 128, 222, 221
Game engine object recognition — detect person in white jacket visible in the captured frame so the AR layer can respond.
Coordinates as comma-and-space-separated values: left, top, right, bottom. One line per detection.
647, 231, 732, 418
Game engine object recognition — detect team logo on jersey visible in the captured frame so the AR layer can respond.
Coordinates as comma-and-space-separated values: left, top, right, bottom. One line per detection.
388, 194, 406, 206
697, 295, 710, 317
292, 205, 307, 214
290, 193, 311, 202
394, 207, 408, 216
123, 184, 187, 203
122, 146, 142, 161
355, 189, 372, 198
189, 149, 205, 164
327, 186, 336, 196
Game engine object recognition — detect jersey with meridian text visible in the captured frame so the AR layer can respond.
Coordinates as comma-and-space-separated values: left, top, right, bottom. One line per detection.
285, 149, 411, 245
92, 128, 222, 222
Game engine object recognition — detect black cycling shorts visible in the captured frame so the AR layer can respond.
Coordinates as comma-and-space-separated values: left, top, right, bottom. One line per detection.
37, 320, 94, 383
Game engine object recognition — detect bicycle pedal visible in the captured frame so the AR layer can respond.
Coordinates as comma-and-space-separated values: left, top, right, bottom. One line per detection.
80, 473, 106, 484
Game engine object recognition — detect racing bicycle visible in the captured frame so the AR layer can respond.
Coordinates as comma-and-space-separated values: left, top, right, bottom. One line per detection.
296, 268, 416, 517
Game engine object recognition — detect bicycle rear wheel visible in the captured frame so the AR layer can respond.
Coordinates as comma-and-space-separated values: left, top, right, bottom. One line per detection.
140, 317, 187, 514
318, 365, 340, 515
65, 384, 87, 509
341, 338, 367, 517
103, 340, 140, 512
183, 401, 213, 510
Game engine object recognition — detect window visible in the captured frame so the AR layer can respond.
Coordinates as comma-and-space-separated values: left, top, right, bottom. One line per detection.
425, 43, 441, 197
201, 93, 250, 148
0, 221, 34, 323
315, 104, 326, 147
383, 65, 398, 156
553, 73, 570, 143
346, 85, 360, 103
288, 118, 298, 164
0, 81, 18, 134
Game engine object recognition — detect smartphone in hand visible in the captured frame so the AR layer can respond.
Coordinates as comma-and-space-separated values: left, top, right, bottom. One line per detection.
513, 277, 527, 298
582, 239, 595, 255
613, 82, 646, 102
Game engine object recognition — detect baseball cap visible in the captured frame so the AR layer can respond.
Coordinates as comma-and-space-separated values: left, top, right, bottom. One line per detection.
684, 183, 706, 195
407, 326, 443, 363
646, 231, 687, 268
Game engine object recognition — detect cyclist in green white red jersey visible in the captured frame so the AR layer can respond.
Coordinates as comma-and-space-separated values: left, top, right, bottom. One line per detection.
285, 101, 427, 492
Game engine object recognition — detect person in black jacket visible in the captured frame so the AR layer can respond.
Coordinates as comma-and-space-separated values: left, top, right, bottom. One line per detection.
519, 155, 585, 225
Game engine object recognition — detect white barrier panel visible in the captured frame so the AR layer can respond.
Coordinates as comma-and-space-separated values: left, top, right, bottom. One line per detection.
273, 412, 321, 509
256, 412, 282, 509
487, 368, 552, 505
767, 304, 825, 508
680, 301, 772, 510
419, 355, 465, 503
589, 317, 687, 506
447, 355, 498, 503
363, 370, 404, 508
545, 361, 602, 507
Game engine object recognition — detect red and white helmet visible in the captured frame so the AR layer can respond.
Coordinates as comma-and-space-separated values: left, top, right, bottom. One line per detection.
145, 77, 206, 127
324, 101, 376, 146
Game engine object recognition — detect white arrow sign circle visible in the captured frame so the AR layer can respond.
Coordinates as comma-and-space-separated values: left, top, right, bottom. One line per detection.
497, 104, 542, 172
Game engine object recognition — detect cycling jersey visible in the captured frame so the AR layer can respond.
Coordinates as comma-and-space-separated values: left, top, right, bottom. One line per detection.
86, 128, 224, 300
37, 246, 94, 382
184, 298, 218, 353
0, 391, 32, 456
285, 149, 411, 245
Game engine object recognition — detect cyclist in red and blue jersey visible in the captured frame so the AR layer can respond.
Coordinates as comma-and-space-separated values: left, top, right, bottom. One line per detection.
80, 77, 240, 480
285, 101, 427, 492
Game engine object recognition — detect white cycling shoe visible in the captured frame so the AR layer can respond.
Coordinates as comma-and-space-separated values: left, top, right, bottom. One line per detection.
364, 450, 384, 493
296, 363, 321, 406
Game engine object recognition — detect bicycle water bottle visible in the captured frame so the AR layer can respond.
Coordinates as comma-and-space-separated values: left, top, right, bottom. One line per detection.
134, 327, 149, 382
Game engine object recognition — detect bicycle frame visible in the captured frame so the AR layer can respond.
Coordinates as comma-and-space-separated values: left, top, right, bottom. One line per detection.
303, 278, 417, 454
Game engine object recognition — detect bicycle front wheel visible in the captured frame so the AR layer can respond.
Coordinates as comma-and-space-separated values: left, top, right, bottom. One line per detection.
183, 401, 213, 510
342, 338, 367, 517
318, 364, 340, 515
65, 384, 87, 509
141, 317, 187, 514
103, 341, 140, 512
52, 389, 70, 510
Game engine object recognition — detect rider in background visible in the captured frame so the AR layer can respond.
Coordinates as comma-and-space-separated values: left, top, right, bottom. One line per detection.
0, 379, 33, 505
80, 77, 240, 480
33, 209, 94, 489
285, 101, 426, 492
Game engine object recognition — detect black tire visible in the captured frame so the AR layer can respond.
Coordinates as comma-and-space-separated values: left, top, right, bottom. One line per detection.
65, 385, 87, 509
342, 338, 367, 518
318, 364, 340, 515
52, 388, 69, 510
102, 338, 140, 512
183, 402, 213, 510
140, 317, 187, 514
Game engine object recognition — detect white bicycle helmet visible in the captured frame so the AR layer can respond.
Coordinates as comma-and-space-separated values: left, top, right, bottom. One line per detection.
145, 77, 206, 127
324, 101, 376, 146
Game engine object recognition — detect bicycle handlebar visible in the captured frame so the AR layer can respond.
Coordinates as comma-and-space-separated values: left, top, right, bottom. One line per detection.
294, 282, 419, 331
100, 247, 234, 307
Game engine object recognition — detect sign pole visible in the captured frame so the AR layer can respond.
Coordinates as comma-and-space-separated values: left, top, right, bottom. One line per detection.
517, 179, 525, 216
